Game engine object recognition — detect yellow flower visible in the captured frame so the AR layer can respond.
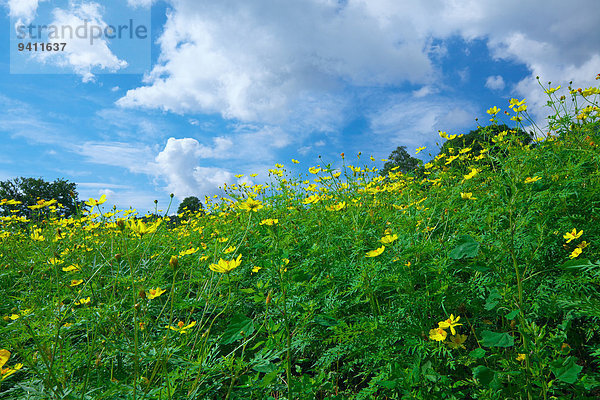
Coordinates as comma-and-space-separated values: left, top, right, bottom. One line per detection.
259, 218, 279, 226
238, 197, 264, 212
74, 297, 91, 305
486, 106, 500, 115
448, 334, 468, 349
326, 202, 346, 211
85, 194, 107, 207
209, 255, 242, 274
62, 264, 81, 272
179, 247, 199, 256
524, 176, 541, 183
30, 229, 45, 242
223, 246, 236, 254
0, 350, 23, 382
28, 199, 57, 210
365, 246, 385, 258
516, 353, 526, 362
415, 146, 426, 154
563, 228, 583, 243
292, 159, 300, 164
438, 314, 462, 335
147, 287, 166, 299
234, 174, 244, 178
309, 167, 321, 174
463, 168, 481, 181
70, 279, 84, 287
460, 192, 477, 200
577, 241, 590, 249
380, 234, 398, 244
251, 266, 262, 273
166, 320, 196, 334
569, 247, 582, 259
129, 219, 161, 236
545, 85, 561, 94
429, 328, 447, 342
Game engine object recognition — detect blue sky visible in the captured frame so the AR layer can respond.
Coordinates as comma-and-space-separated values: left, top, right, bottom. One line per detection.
1, 0, 599, 213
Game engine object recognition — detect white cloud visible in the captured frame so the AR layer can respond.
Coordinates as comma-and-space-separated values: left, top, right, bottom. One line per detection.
485, 75, 505, 91
368, 96, 477, 153
155, 137, 234, 199
34, 2, 127, 82
76, 141, 156, 174
8, 0, 41, 22
116, 0, 599, 131
117, 0, 438, 123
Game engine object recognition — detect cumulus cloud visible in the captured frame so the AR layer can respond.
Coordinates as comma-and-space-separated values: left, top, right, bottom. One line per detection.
116, 0, 599, 129
155, 137, 234, 199
485, 75, 505, 91
8, 0, 41, 22
117, 0, 439, 123
34, 2, 127, 82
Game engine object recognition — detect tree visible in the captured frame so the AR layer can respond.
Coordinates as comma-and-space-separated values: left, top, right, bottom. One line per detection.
177, 196, 203, 215
439, 124, 533, 156
380, 145, 421, 176
0, 177, 81, 218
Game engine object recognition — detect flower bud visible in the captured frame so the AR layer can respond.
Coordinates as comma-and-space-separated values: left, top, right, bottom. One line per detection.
169, 255, 178, 269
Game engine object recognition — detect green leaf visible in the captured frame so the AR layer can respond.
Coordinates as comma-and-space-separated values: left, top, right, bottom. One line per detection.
473, 365, 497, 386
221, 314, 255, 345
259, 369, 281, 387
449, 235, 480, 259
485, 289, 502, 310
469, 348, 486, 359
550, 356, 582, 384
376, 380, 397, 389
506, 310, 519, 320
313, 315, 339, 327
561, 259, 592, 269
481, 330, 514, 347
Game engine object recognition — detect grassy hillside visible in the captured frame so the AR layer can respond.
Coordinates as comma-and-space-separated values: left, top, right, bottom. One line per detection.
1, 78, 600, 399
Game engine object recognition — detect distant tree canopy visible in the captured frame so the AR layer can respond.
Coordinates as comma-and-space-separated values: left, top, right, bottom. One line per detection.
380, 145, 421, 176
439, 124, 533, 156
0, 177, 80, 218
177, 196, 203, 215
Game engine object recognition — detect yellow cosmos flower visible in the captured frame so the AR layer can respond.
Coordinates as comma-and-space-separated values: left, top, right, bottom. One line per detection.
129, 219, 161, 236
516, 353, 526, 362
545, 85, 561, 94
223, 246, 236, 254
524, 176, 541, 183
251, 266, 262, 273
166, 320, 196, 334
365, 246, 385, 258
569, 247, 582, 259
380, 234, 398, 244
463, 168, 481, 181
486, 106, 500, 115
0, 350, 23, 382
309, 167, 321, 174
147, 287, 166, 299
292, 159, 300, 164
259, 218, 279, 226
85, 194, 107, 207
429, 328, 447, 342
563, 228, 583, 243
70, 279, 84, 287
238, 197, 264, 212
448, 334, 468, 349
438, 314, 462, 335
460, 192, 477, 200
415, 146, 426, 154
179, 247, 199, 257
74, 297, 91, 306
326, 202, 346, 211
209, 255, 242, 274
28, 199, 57, 210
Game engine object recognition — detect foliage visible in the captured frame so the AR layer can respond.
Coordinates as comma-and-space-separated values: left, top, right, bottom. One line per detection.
0, 177, 80, 218
177, 196, 204, 216
380, 145, 421, 176
1, 77, 600, 399
439, 124, 533, 156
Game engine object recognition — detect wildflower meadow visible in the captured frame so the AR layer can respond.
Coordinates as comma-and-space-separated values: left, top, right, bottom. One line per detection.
1, 77, 600, 399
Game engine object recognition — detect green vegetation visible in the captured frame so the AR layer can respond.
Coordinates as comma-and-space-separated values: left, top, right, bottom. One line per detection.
0, 177, 80, 218
1, 78, 600, 399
